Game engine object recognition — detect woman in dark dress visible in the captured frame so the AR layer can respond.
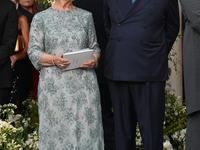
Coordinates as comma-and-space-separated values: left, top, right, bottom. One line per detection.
10, 0, 30, 113
17, 0, 39, 102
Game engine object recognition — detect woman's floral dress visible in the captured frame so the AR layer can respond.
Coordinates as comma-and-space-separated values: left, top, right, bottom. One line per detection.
28, 7, 104, 150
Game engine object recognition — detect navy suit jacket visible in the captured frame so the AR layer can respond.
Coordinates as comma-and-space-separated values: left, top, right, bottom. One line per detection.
104, 0, 180, 82
0, 0, 18, 88
73, 0, 108, 84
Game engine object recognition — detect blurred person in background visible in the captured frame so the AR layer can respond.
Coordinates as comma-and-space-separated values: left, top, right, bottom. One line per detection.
10, 0, 30, 113
180, 0, 200, 149
0, 0, 18, 105
18, 0, 39, 101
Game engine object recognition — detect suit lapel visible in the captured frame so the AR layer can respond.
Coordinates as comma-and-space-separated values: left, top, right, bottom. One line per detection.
122, 0, 151, 21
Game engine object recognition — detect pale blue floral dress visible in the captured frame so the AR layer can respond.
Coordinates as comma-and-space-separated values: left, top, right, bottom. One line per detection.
28, 7, 104, 150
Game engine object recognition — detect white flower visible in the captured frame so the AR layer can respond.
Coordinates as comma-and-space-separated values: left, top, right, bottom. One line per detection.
34, 135, 38, 140
33, 130, 37, 135
180, 128, 186, 140
8, 115, 15, 122
171, 131, 178, 140
167, 103, 171, 107
24, 121, 29, 128
164, 140, 174, 150
22, 118, 26, 123
136, 137, 142, 146
25, 140, 30, 146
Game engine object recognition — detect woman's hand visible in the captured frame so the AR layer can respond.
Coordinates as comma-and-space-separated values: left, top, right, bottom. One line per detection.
80, 54, 98, 69
53, 54, 70, 69
10, 55, 17, 69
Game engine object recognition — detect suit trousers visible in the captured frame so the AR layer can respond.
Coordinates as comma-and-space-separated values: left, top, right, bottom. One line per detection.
108, 80, 166, 150
186, 110, 200, 150
99, 83, 116, 150
0, 88, 11, 105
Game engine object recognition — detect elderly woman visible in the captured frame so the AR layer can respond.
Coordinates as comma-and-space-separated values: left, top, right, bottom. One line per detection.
27, 0, 104, 149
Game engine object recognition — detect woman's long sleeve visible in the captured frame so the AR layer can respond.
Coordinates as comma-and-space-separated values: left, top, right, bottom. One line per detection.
27, 14, 45, 70
87, 13, 101, 57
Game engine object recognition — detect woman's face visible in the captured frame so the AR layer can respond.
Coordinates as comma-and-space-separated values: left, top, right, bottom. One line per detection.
19, 0, 34, 8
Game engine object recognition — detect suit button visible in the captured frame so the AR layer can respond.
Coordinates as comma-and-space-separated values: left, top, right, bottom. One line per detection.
144, 26, 148, 29
115, 9, 118, 13
117, 38, 120, 42
150, 12, 154, 15
118, 23, 121, 26
140, 40, 143, 43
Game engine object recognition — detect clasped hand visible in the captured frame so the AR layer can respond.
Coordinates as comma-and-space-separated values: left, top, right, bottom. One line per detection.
53, 54, 70, 69
80, 54, 98, 69
54, 53, 98, 69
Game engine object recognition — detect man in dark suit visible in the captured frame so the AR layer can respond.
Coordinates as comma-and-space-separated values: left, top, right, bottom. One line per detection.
73, 0, 115, 149
180, 0, 200, 149
104, 0, 179, 149
0, 0, 18, 105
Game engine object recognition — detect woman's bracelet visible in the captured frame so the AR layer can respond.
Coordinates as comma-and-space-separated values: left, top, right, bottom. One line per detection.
52, 55, 55, 66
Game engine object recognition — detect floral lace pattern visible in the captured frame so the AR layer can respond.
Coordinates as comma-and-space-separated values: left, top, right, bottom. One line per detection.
28, 7, 103, 150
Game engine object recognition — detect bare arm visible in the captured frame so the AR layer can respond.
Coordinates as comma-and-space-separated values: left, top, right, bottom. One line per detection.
10, 15, 29, 68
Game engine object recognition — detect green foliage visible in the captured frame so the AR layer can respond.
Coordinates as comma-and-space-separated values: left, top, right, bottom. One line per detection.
21, 95, 39, 130
0, 104, 16, 120
39, 0, 55, 8
168, 46, 181, 77
164, 90, 187, 150
0, 96, 39, 150
0, 120, 23, 150
164, 90, 187, 136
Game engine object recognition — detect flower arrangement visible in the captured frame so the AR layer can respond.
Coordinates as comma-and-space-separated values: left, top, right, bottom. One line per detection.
0, 91, 186, 150
0, 97, 39, 150
0, 120, 23, 150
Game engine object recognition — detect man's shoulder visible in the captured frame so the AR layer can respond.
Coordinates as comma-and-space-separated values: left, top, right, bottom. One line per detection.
0, 0, 16, 21
0, 0, 15, 8
75, 7, 91, 15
